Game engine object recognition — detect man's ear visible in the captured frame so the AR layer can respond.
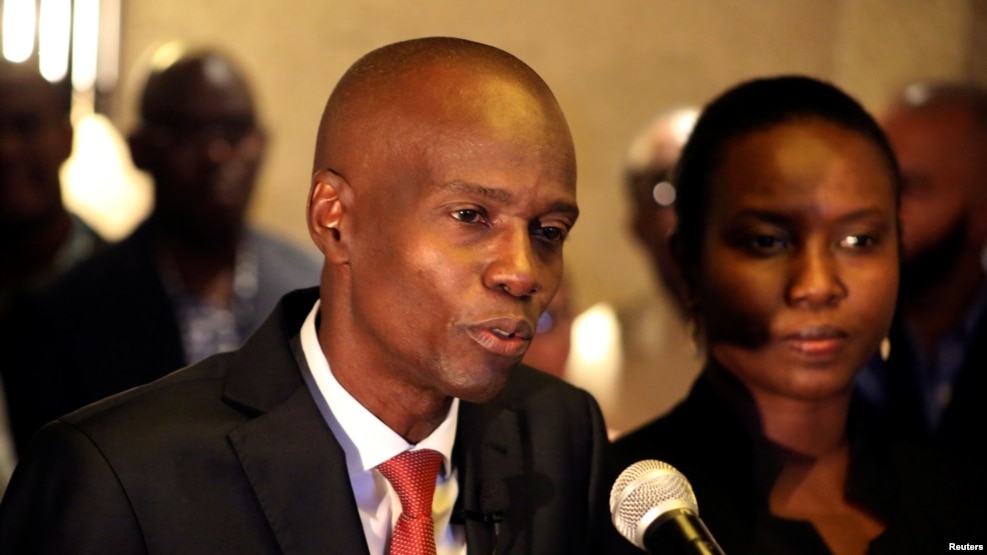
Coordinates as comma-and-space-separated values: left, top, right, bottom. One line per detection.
308, 169, 350, 264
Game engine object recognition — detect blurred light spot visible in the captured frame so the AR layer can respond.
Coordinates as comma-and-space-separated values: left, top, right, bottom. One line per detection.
2, 0, 36, 63
652, 181, 676, 207
61, 113, 152, 240
71, 0, 99, 92
566, 302, 622, 409
39, 0, 71, 82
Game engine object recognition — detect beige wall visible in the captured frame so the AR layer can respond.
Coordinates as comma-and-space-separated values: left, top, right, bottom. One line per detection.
110, 0, 980, 311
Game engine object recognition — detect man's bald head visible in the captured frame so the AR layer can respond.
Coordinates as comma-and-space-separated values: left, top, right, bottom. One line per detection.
0, 61, 73, 234
313, 37, 572, 179
624, 107, 699, 309
888, 81, 987, 132
130, 44, 265, 243
138, 45, 256, 125
881, 81, 987, 295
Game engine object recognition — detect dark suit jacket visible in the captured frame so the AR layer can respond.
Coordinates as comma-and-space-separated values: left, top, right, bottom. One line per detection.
1, 220, 320, 452
0, 288, 620, 554
875, 312, 987, 464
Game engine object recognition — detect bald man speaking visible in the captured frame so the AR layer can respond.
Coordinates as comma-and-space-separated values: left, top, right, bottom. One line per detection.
0, 38, 620, 554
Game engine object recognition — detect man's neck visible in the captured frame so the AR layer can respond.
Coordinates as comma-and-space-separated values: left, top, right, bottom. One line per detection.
156, 231, 240, 306
318, 296, 452, 444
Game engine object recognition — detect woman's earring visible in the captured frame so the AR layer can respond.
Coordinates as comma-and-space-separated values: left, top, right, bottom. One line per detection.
879, 337, 891, 362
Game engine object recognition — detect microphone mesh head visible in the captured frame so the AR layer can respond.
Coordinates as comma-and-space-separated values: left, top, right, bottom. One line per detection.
610, 460, 699, 548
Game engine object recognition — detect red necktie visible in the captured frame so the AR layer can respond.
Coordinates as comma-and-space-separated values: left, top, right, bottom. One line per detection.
377, 449, 444, 555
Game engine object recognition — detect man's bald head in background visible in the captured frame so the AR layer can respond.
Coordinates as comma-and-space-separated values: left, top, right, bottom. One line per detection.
881, 82, 987, 299
306, 37, 578, 441
0, 61, 73, 241
129, 45, 265, 245
624, 107, 699, 311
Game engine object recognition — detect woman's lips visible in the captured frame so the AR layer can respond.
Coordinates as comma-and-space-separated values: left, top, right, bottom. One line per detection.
783, 326, 848, 358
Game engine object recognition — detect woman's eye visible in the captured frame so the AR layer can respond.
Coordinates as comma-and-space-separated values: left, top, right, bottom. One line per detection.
840, 234, 875, 249
452, 209, 483, 224
748, 235, 787, 252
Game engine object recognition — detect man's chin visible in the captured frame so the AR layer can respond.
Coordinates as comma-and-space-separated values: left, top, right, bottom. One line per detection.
449, 365, 516, 403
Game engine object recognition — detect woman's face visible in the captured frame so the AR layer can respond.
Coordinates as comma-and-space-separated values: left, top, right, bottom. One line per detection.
695, 118, 898, 403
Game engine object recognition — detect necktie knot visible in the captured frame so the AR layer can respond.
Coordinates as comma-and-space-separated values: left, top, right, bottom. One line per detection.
377, 449, 444, 555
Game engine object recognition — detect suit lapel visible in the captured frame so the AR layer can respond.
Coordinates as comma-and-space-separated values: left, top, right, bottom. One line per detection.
229, 387, 369, 555
456, 400, 527, 554
222, 288, 370, 555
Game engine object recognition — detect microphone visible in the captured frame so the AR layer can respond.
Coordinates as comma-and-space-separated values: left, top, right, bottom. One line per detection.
453, 481, 508, 555
610, 460, 725, 554
453, 480, 508, 525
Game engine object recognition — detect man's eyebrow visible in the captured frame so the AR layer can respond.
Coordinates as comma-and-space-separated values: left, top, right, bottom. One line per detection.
441, 181, 515, 204
440, 181, 580, 220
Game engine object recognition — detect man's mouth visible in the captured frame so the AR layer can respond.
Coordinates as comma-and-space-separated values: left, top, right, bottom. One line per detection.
468, 317, 534, 357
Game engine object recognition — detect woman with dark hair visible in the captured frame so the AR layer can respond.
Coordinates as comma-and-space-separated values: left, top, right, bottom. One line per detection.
613, 76, 984, 554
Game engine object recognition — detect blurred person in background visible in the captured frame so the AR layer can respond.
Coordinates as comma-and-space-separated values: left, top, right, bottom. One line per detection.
0, 61, 106, 494
0, 61, 105, 313
564, 108, 704, 436
858, 81, 987, 465
2, 44, 319, 452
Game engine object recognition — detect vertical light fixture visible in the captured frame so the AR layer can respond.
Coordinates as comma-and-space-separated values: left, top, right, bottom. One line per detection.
38, 0, 71, 82
2, 0, 37, 63
70, 0, 99, 93
95, 0, 117, 93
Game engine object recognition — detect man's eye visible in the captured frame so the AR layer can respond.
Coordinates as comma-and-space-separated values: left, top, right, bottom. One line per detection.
532, 224, 568, 243
452, 209, 483, 224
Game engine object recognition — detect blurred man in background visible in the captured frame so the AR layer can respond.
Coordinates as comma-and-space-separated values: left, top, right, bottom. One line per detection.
860, 82, 987, 464
0, 61, 106, 493
0, 61, 105, 313
561, 108, 704, 436
3, 45, 319, 452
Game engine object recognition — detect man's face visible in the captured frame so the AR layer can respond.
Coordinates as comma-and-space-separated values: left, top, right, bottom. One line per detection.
881, 104, 986, 262
338, 68, 578, 403
629, 164, 682, 300
0, 72, 72, 232
133, 58, 263, 241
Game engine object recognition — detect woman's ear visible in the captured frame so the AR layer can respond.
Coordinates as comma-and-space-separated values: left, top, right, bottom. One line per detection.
308, 169, 351, 264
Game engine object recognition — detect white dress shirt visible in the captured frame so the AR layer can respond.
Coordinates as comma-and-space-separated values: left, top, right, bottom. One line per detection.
299, 301, 467, 555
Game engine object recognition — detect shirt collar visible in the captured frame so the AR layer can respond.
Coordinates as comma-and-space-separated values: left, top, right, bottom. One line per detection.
299, 300, 459, 478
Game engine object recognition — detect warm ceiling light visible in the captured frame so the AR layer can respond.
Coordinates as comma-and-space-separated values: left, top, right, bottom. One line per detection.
39, 0, 71, 81
2, 0, 37, 63
71, 0, 100, 91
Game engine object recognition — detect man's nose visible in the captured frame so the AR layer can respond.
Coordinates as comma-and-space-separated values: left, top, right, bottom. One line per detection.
483, 226, 542, 298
